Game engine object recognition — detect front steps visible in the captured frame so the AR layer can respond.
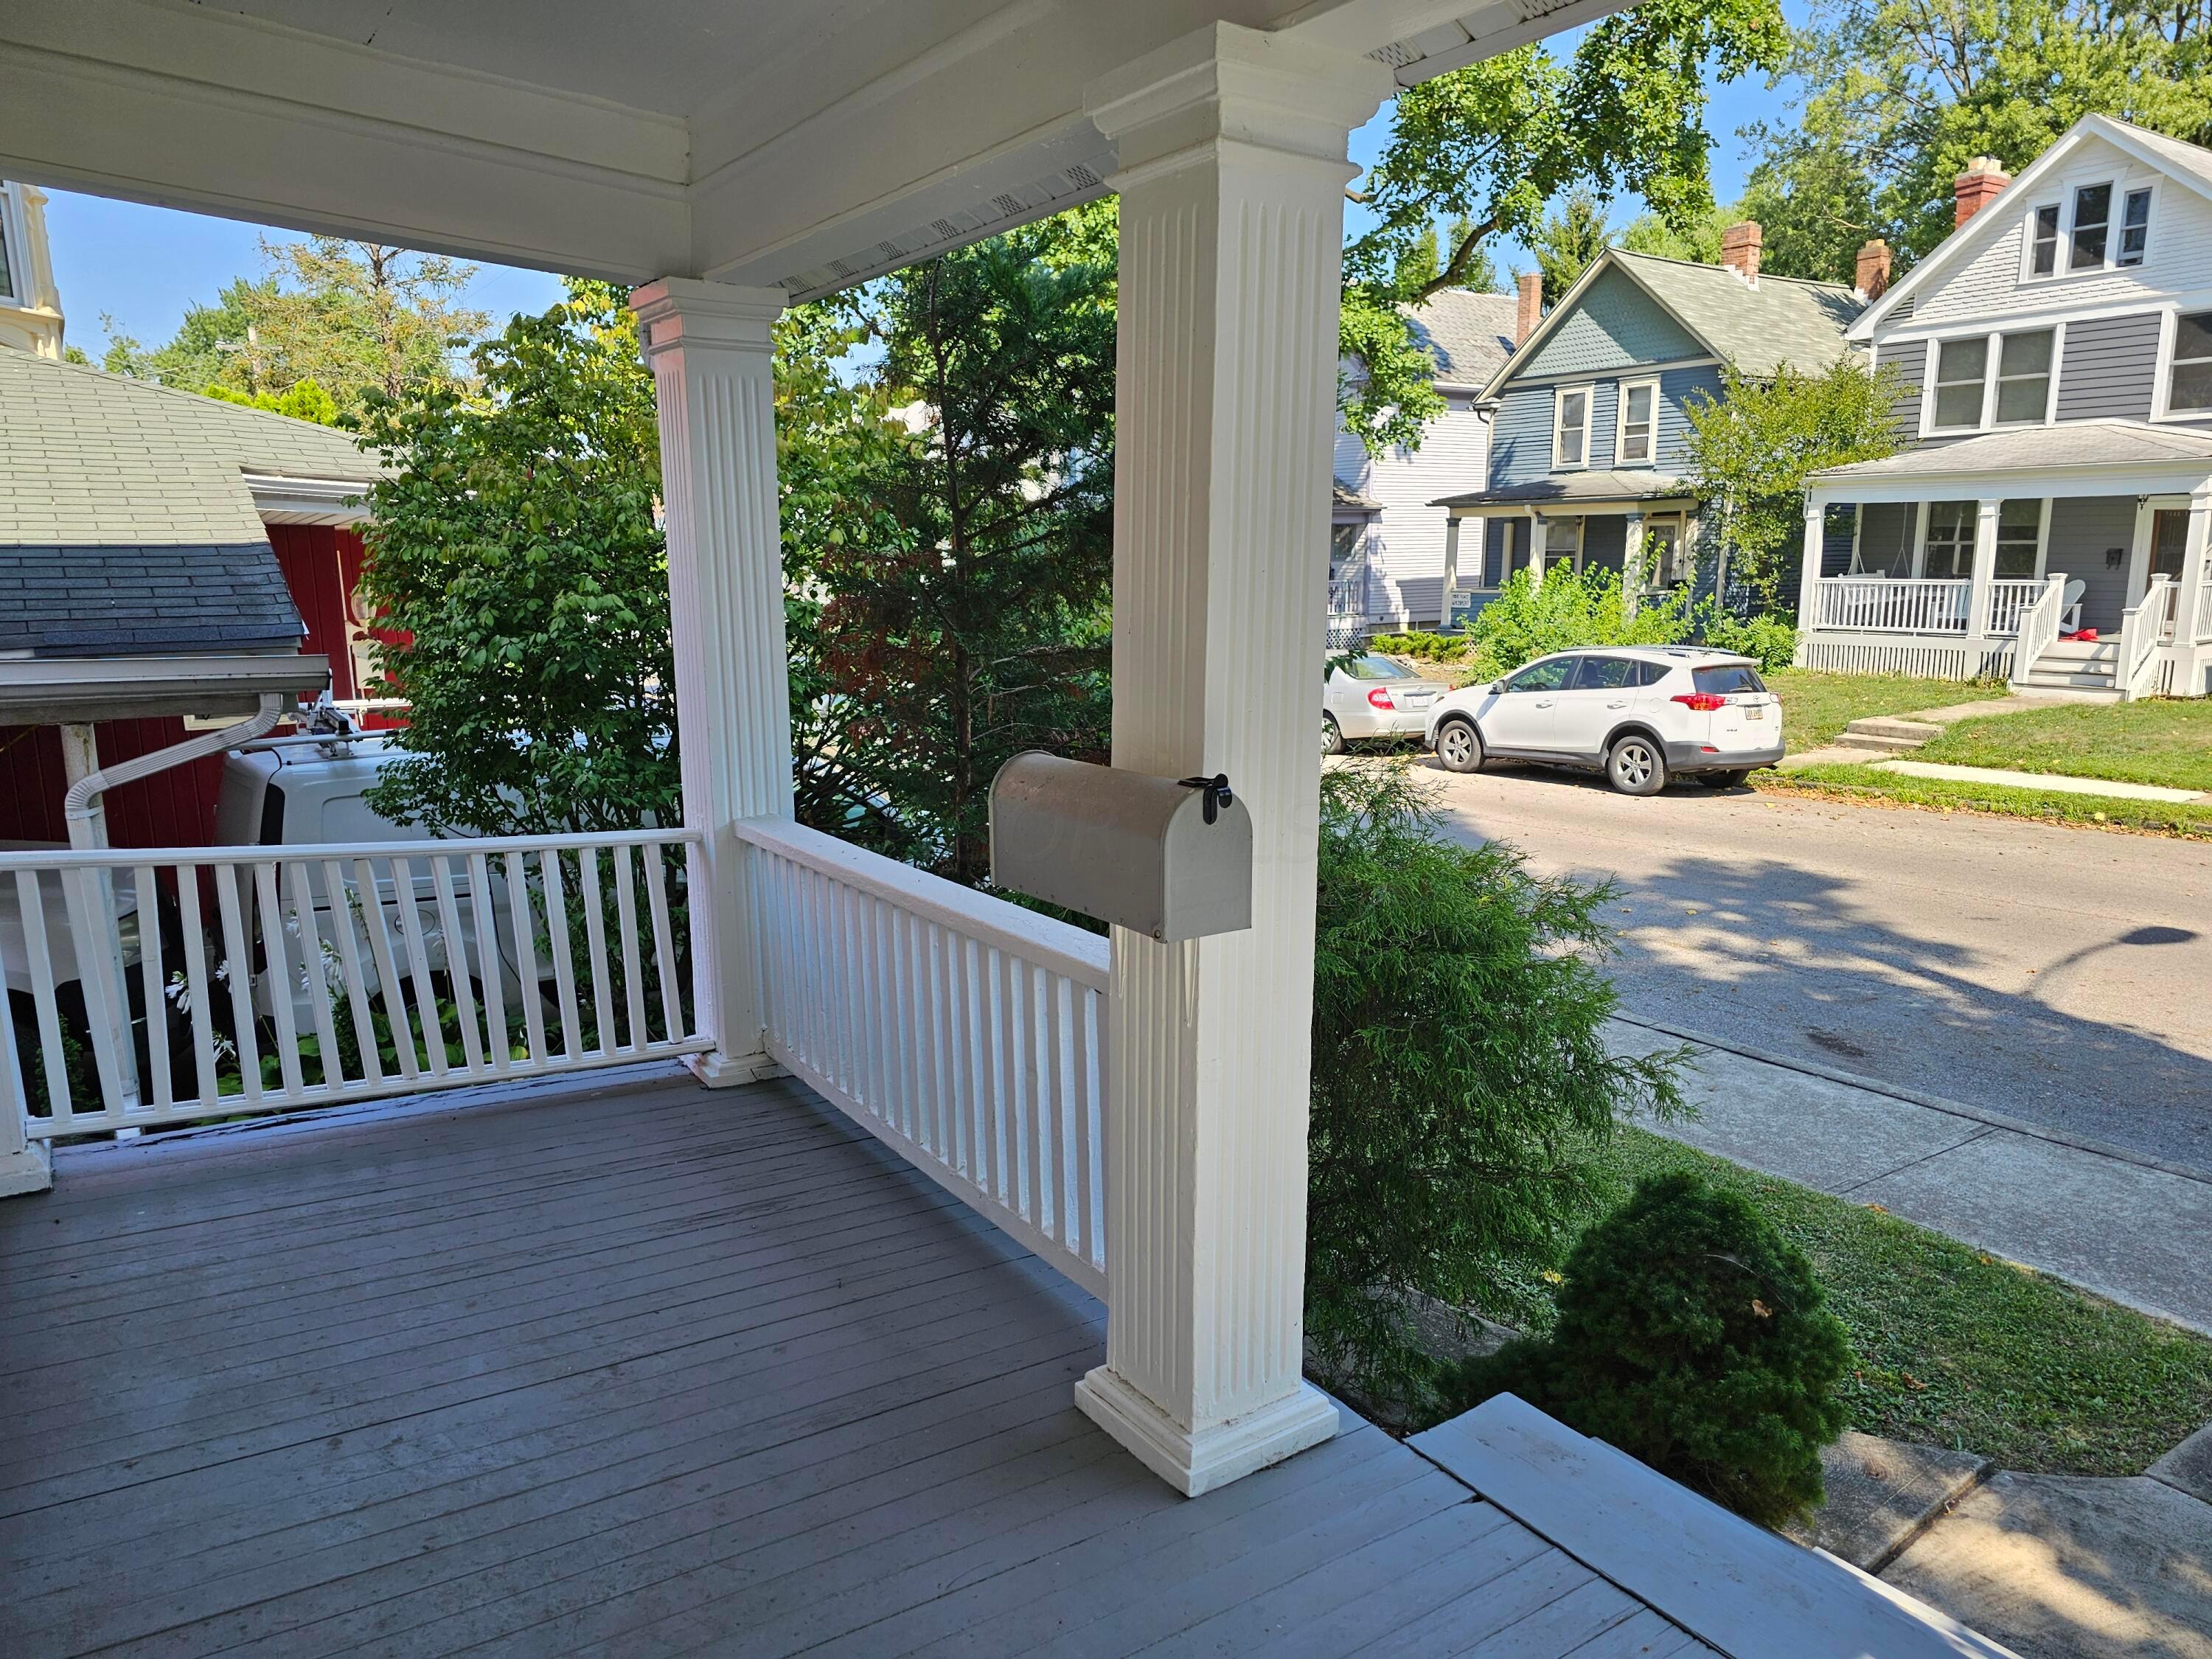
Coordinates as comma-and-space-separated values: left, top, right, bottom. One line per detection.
1833, 717, 1947, 756
2014, 637, 2122, 701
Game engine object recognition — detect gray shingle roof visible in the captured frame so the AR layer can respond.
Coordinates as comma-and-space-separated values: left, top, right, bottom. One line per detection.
0, 350, 379, 548
1401, 289, 1518, 389
1610, 251, 1863, 378
1332, 479, 1381, 512
0, 544, 305, 656
1433, 470, 1691, 509
1812, 420, 2212, 483
2103, 116, 2212, 199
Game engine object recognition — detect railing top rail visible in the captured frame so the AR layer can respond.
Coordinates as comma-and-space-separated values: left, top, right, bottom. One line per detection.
734, 814, 1110, 990
0, 825, 700, 872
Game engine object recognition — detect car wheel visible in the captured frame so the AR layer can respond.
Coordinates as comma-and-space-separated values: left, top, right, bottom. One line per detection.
1434, 717, 1483, 774
1607, 734, 1666, 796
1321, 714, 1345, 757
1697, 769, 1752, 790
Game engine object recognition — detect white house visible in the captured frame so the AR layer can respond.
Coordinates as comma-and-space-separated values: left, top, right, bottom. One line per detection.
1330, 287, 1519, 629
1798, 114, 2212, 698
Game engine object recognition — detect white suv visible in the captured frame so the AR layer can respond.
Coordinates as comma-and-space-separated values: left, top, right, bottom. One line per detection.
1423, 647, 1784, 795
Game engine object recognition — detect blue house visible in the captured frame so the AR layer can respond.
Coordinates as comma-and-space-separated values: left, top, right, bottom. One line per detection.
1435, 226, 1864, 615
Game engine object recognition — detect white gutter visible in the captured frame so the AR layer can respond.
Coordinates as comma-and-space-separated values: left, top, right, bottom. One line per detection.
62, 693, 285, 849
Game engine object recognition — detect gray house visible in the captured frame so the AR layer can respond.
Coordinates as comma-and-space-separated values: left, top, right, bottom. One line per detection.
1435, 229, 1863, 613
1799, 115, 2212, 698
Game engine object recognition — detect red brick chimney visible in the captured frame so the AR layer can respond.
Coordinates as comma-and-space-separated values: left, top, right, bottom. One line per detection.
1855, 237, 1893, 300
1514, 271, 1543, 346
1954, 157, 2011, 227
1719, 220, 1762, 285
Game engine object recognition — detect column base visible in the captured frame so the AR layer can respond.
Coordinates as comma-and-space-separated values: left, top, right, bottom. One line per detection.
1, 1142, 54, 1197
1075, 1365, 1339, 1498
685, 1049, 789, 1089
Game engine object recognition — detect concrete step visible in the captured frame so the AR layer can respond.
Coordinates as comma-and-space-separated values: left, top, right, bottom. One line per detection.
1842, 717, 1947, 742
2039, 639, 2118, 661
1832, 731, 1930, 755
2019, 667, 2118, 691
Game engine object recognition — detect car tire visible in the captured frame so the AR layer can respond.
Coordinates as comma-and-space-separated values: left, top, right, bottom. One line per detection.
1606, 734, 1666, 796
1321, 714, 1345, 757
1697, 769, 1752, 790
1433, 717, 1483, 774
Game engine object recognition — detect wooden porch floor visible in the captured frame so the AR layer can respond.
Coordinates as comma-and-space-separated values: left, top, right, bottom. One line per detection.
0, 1070, 1712, 1658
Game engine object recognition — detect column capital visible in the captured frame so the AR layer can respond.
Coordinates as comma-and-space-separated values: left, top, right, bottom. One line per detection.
1084, 22, 1391, 185
630, 277, 784, 364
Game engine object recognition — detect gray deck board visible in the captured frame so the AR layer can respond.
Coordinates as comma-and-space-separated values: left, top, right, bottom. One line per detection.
0, 1073, 1705, 1658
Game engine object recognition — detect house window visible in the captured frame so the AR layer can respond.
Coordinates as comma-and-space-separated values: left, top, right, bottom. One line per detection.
1554, 387, 1590, 468
1617, 380, 1658, 465
1922, 501, 1975, 577
0, 187, 14, 302
2170, 310, 2212, 414
2070, 183, 2112, 269
2118, 187, 2152, 266
2028, 204, 2060, 276
1994, 330, 2054, 423
1994, 500, 2043, 577
1932, 338, 1989, 428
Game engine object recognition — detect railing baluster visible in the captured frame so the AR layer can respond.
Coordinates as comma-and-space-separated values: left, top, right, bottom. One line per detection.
1044, 970, 1067, 1245
579, 846, 616, 1057
390, 855, 451, 1076
641, 838, 684, 1047
288, 860, 344, 1092
175, 869, 218, 1108
357, 855, 422, 1084
610, 843, 647, 1052
540, 849, 582, 1062
254, 861, 306, 1099
428, 854, 485, 1071
17, 872, 73, 1121
136, 864, 171, 1113
325, 858, 384, 1088
506, 850, 547, 1066
214, 866, 262, 1104
1071, 977, 1098, 1273
467, 851, 509, 1074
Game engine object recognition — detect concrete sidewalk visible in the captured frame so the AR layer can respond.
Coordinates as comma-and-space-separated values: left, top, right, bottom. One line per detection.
1609, 1015, 2212, 1335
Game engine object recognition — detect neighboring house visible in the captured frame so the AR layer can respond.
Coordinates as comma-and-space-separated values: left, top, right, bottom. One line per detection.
1434, 229, 1865, 619
1798, 115, 2212, 698
1329, 288, 1517, 630
0, 179, 64, 359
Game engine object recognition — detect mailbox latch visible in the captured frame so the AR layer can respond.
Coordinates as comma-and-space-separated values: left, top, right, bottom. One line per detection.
1176, 773, 1234, 825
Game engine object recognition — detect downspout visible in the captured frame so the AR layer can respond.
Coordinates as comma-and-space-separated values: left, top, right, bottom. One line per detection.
63, 693, 286, 849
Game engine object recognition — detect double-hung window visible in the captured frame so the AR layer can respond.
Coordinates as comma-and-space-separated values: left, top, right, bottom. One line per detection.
1994, 501, 2044, 578
1930, 328, 2055, 431
2028, 204, 2061, 276
2118, 187, 2152, 265
1616, 379, 1658, 465
1993, 330, 2054, 423
2032, 183, 2154, 278
2070, 183, 2112, 269
1554, 386, 1590, 468
1921, 502, 1975, 578
2171, 311, 2212, 416
1931, 338, 1989, 428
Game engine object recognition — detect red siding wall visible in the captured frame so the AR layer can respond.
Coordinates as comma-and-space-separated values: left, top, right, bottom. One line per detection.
0, 719, 224, 849
268, 524, 362, 700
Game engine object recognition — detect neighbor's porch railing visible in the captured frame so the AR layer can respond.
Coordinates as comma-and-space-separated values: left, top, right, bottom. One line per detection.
1, 829, 708, 1138
1812, 577, 1970, 634
735, 816, 1109, 1298
2006, 574, 2069, 689
2118, 575, 2174, 699
1982, 578, 2045, 638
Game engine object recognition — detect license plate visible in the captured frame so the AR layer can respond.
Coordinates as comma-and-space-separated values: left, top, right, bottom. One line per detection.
1744, 706, 1764, 720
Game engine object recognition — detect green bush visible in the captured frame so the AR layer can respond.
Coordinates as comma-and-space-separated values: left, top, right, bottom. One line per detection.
1695, 603, 1799, 673
1459, 568, 1692, 681
1306, 764, 1686, 1409
1447, 1171, 1851, 1526
1368, 629, 1467, 661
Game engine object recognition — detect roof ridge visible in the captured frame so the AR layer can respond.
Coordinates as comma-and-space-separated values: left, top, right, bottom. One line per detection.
1611, 247, 1857, 296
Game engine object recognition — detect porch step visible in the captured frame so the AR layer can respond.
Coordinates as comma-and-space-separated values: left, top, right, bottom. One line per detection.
2017, 666, 2118, 692
2039, 639, 2118, 663
1833, 717, 1946, 756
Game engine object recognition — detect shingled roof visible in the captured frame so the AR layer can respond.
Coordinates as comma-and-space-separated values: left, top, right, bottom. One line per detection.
0, 351, 381, 660
1401, 289, 1518, 390
1607, 251, 1863, 379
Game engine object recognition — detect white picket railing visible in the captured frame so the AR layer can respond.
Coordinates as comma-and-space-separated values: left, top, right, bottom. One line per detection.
2195, 560, 2212, 644
2006, 574, 2068, 691
2119, 576, 2174, 700
1, 829, 708, 1138
735, 815, 1110, 1299
1812, 577, 1972, 634
1983, 578, 2045, 638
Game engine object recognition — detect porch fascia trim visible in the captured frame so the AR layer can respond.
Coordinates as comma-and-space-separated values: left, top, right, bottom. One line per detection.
1809, 463, 2212, 507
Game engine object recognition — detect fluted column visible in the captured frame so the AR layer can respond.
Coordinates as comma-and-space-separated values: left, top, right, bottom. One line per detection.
631, 279, 790, 1085
1077, 24, 1389, 1498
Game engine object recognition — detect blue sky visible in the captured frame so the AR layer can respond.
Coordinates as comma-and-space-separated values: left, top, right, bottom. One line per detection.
43, 10, 1804, 359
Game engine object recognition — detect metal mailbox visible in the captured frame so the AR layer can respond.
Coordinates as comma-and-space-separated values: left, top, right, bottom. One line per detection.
988, 752, 1253, 942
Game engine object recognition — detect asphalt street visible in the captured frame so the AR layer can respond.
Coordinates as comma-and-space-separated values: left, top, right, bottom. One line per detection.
1416, 758, 2212, 1178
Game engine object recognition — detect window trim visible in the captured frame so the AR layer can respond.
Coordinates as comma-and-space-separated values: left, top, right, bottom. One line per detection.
1921, 325, 2062, 435
1552, 384, 1593, 470
0, 181, 21, 307
2155, 305, 2212, 423
2021, 178, 2157, 283
1614, 377, 1660, 468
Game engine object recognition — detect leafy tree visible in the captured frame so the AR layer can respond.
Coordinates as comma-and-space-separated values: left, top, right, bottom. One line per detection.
200, 378, 343, 426
357, 280, 677, 838
1307, 764, 1686, 1408
1526, 189, 1615, 297
1447, 1172, 1851, 1526
1459, 567, 1695, 679
1742, 0, 2212, 282
1340, 0, 1788, 451
1616, 200, 1742, 265
801, 204, 1118, 884
1681, 358, 1903, 613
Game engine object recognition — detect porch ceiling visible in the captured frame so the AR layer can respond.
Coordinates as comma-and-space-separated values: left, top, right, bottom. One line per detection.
0, 0, 1618, 298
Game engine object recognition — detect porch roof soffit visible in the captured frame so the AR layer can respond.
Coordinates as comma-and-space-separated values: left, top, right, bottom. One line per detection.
1433, 470, 1693, 511
1806, 420, 2212, 503
0, 0, 1626, 301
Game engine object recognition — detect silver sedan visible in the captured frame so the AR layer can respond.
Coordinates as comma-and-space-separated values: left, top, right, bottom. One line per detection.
1321, 653, 1449, 754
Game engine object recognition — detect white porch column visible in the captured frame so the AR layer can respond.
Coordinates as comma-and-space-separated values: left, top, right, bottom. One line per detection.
1965, 497, 2001, 661
631, 279, 791, 1086
2174, 486, 2212, 667
1621, 512, 1645, 620
1441, 514, 1463, 619
1079, 24, 1389, 1498
1528, 515, 1551, 586
1797, 498, 1826, 630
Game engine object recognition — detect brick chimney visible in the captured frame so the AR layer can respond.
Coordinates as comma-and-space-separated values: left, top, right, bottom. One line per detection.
1719, 220, 1762, 285
1954, 157, 2011, 227
1514, 271, 1543, 346
1855, 237, 1893, 300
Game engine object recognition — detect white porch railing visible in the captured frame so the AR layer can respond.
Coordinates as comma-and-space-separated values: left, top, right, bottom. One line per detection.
1983, 578, 2045, 638
2006, 574, 2068, 691
1, 829, 707, 1138
1812, 577, 1971, 634
735, 816, 1110, 1298
2195, 560, 2212, 644
2119, 575, 2174, 700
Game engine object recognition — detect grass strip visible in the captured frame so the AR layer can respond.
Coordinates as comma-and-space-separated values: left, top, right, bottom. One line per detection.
1914, 698, 2212, 792
1761, 761, 2212, 838
1764, 669, 2003, 752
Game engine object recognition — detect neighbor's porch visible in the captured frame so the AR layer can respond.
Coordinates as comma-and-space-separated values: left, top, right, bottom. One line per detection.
1437, 484, 1697, 627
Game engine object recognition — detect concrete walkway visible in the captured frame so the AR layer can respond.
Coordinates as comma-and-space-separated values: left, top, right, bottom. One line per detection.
1607, 1016, 2212, 1334
1872, 759, 2208, 801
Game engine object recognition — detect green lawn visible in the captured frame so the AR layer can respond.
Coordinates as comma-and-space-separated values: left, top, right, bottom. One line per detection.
1602, 1127, 2212, 1475
1763, 669, 2000, 752
1770, 761, 2212, 839
1913, 698, 2212, 791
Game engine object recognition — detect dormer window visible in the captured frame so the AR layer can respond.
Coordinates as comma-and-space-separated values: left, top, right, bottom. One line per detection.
2070, 184, 2110, 268
2030, 182, 2153, 279
0, 184, 15, 303
2029, 205, 2059, 276
1554, 387, 1590, 469
2118, 187, 2152, 265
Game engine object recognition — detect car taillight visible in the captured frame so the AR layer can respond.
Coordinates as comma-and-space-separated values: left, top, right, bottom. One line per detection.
1367, 688, 1396, 710
1672, 693, 1726, 712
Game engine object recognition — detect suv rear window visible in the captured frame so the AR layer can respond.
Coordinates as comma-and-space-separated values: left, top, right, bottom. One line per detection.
1692, 664, 1767, 696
